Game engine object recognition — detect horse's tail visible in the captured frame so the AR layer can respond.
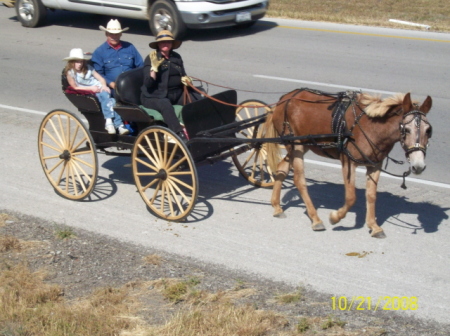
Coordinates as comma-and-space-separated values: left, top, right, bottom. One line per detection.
262, 112, 281, 174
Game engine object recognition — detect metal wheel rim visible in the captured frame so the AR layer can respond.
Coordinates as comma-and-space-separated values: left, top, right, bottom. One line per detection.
132, 127, 198, 221
38, 110, 98, 200
154, 9, 173, 32
17, 0, 34, 21
233, 101, 275, 187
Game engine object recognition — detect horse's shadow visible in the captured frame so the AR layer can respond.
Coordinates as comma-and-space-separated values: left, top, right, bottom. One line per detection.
281, 178, 449, 235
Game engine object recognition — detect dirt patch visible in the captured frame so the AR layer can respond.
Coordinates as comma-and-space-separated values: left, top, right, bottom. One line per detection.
1, 210, 448, 335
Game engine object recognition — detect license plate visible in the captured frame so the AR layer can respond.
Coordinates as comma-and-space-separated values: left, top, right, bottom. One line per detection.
236, 12, 251, 22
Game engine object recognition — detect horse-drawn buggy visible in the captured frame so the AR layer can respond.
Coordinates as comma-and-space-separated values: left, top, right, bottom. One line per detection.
38, 67, 273, 221
38, 67, 433, 238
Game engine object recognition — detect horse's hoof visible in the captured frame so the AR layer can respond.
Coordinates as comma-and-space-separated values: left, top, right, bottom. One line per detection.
329, 211, 340, 225
371, 230, 386, 239
273, 212, 286, 219
312, 223, 326, 231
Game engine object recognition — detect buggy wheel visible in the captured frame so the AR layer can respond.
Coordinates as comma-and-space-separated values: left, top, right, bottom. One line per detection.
132, 126, 198, 221
38, 109, 98, 200
232, 100, 275, 188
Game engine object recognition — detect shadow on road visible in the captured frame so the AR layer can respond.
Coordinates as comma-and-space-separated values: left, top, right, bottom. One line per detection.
96, 156, 449, 233
280, 179, 449, 235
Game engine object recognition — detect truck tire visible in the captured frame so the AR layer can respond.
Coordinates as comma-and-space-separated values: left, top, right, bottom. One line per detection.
149, 0, 186, 40
15, 0, 47, 27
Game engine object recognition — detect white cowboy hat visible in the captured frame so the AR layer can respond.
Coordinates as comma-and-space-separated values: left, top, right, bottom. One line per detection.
63, 48, 91, 61
149, 30, 182, 49
99, 19, 129, 33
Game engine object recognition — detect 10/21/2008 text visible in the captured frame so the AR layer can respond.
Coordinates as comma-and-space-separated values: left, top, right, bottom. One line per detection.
331, 296, 418, 311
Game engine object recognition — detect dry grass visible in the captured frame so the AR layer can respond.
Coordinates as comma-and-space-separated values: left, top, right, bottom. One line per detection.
0, 263, 144, 336
0, 226, 398, 336
0, 213, 16, 227
275, 289, 302, 304
145, 303, 291, 336
143, 253, 162, 266
268, 0, 450, 32
0, 235, 21, 252
0, 258, 355, 336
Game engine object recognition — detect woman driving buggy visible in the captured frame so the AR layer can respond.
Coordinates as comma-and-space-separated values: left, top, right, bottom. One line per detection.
140, 30, 201, 142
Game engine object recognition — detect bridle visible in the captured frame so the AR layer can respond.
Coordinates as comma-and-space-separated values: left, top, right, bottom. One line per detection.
399, 109, 432, 158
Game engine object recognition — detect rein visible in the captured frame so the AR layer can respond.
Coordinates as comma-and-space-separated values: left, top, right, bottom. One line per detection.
185, 80, 336, 109
185, 79, 425, 189
343, 98, 418, 188
280, 90, 416, 189
343, 101, 433, 189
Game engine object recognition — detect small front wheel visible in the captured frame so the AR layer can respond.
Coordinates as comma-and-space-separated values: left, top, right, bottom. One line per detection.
15, 0, 47, 27
232, 100, 275, 188
38, 109, 98, 200
132, 126, 198, 221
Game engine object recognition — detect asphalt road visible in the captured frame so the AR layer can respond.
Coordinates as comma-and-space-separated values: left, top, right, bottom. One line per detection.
1, 7, 450, 325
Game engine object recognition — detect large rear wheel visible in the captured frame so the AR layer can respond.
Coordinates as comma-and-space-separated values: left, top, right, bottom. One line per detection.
232, 100, 275, 188
38, 110, 98, 200
132, 126, 198, 221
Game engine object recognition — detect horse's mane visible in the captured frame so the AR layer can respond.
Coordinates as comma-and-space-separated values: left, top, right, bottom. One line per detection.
358, 93, 407, 117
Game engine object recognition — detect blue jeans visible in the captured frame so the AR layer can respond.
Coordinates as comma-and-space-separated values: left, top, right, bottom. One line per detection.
96, 91, 123, 128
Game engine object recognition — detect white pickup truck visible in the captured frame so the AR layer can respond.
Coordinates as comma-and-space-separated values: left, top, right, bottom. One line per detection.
14, 0, 269, 38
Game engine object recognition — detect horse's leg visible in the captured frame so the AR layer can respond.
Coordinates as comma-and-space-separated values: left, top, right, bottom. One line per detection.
329, 157, 356, 225
365, 164, 386, 238
291, 147, 325, 231
271, 155, 290, 218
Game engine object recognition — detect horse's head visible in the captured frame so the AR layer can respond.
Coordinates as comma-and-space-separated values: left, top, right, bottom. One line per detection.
400, 93, 433, 175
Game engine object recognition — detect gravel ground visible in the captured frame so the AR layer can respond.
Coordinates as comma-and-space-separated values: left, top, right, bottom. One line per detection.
1, 209, 448, 335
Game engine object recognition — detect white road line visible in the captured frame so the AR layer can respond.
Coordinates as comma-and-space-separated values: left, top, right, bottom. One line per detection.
0, 104, 47, 116
2, 103, 449, 189
254, 75, 396, 95
305, 159, 450, 189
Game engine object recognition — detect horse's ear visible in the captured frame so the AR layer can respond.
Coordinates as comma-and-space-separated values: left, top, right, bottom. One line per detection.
419, 96, 432, 114
402, 92, 412, 112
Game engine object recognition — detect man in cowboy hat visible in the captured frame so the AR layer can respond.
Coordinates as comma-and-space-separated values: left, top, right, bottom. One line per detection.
91, 19, 143, 96
141, 30, 198, 142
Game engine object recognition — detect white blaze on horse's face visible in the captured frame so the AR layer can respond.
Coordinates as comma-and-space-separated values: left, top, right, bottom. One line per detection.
400, 112, 432, 175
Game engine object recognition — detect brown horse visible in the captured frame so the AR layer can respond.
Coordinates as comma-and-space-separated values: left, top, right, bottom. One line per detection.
264, 88, 433, 238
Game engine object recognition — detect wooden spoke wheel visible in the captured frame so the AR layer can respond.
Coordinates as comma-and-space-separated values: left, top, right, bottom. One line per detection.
232, 100, 275, 188
38, 109, 98, 200
132, 126, 198, 221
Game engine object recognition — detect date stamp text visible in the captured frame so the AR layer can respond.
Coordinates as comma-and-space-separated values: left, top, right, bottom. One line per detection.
331, 296, 418, 311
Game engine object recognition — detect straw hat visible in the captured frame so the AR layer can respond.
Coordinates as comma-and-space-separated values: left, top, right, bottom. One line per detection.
99, 19, 129, 33
63, 48, 91, 61
149, 30, 182, 49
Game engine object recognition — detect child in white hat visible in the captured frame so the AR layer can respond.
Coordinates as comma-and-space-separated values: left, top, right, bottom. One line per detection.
63, 48, 129, 135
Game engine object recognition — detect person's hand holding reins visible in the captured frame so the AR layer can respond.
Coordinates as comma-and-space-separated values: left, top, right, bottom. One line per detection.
181, 76, 193, 86
150, 51, 164, 73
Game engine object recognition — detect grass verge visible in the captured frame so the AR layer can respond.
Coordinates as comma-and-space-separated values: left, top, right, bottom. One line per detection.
268, 0, 450, 32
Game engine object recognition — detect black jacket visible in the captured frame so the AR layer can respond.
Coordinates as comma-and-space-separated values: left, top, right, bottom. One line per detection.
141, 50, 187, 99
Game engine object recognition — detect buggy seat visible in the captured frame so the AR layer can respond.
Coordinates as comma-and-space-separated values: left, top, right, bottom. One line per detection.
114, 67, 183, 123
62, 69, 101, 114
115, 67, 142, 106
